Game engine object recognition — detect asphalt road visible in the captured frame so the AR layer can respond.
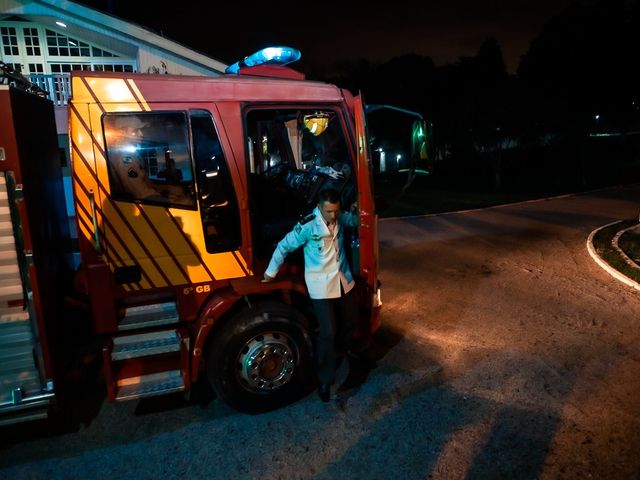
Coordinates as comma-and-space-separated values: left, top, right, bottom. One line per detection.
2, 184, 640, 479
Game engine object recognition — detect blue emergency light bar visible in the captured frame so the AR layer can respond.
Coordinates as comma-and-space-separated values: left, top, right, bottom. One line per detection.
225, 46, 302, 74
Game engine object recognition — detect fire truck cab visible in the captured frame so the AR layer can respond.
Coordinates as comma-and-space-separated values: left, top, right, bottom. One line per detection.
64, 52, 381, 412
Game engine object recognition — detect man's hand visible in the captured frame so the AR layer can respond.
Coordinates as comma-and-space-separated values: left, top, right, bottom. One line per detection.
262, 272, 274, 283
315, 166, 344, 180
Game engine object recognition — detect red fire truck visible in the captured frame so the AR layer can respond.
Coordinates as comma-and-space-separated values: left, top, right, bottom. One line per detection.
0, 48, 422, 424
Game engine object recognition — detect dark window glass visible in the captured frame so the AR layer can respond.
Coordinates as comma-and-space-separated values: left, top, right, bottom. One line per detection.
190, 110, 241, 252
103, 112, 196, 209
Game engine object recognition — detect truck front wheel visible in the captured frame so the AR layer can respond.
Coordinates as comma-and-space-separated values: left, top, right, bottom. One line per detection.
206, 301, 314, 412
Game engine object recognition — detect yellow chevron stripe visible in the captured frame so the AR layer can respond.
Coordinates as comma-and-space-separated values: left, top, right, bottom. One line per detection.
143, 206, 212, 282
84, 78, 141, 107
71, 76, 92, 103
102, 202, 168, 288
234, 251, 253, 275
126, 79, 151, 111
70, 110, 97, 177
169, 209, 247, 280
77, 217, 93, 245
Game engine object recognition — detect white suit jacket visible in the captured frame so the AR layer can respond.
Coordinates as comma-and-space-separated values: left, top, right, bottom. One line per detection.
265, 206, 359, 299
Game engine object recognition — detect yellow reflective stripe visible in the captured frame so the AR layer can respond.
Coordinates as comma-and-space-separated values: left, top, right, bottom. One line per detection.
135, 257, 171, 287
233, 251, 253, 275
87, 104, 111, 193
143, 206, 211, 283
167, 209, 247, 280
206, 252, 247, 279
118, 204, 188, 284
71, 77, 93, 103
165, 209, 216, 282
76, 214, 93, 245
85, 78, 140, 106
104, 205, 167, 287
102, 218, 133, 264
126, 79, 150, 111
70, 111, 97, 178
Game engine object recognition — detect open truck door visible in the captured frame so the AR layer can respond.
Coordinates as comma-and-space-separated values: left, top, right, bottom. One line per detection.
365, 104, 432, 212
354, 94, 382, 331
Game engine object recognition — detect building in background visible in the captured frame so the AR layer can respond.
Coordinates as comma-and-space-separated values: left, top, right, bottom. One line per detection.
0, 0, 228, 238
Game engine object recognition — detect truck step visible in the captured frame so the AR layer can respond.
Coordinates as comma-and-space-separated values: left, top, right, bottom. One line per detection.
0, 235, 16, 252
0, 250, 19, 266
0, 263, 19, 276
0, 265, 21, 287
0, 320, 42, 406
0, 309, 29, 323
0, 284, 23, 306
0, 221, 13, 237
111, 330, 180, 361
115, 370, 184, 401
119, 301, 179, 331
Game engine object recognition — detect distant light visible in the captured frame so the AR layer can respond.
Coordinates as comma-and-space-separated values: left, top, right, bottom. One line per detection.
55, 21, 67, 28
396, 154, 402, 160
594, 114, 600, 120
123, 145, 137, 153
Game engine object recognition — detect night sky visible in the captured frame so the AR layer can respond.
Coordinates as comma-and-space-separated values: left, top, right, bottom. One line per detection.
73, 0, 583, 74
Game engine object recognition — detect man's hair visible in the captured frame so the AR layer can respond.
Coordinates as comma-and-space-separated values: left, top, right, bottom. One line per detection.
318, 188, 341, 205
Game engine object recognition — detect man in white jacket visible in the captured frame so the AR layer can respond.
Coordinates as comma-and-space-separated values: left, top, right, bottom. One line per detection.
263, 188, 359, 402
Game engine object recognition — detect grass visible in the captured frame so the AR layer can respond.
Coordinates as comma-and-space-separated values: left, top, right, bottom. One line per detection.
619, 227, 640, 266
375, 176, 567, 218
592, 219, 640, 284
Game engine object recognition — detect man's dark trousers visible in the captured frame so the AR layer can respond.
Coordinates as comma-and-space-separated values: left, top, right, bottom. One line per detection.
311, 286, 358, 386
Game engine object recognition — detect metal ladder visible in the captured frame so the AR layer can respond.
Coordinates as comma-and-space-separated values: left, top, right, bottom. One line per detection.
0, 174, 53, 425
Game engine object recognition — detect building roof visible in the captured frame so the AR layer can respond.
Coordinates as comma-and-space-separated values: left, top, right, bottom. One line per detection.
0, 0, 228, 75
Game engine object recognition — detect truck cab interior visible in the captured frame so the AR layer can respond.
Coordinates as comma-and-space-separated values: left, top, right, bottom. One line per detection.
246, 108, 358, 266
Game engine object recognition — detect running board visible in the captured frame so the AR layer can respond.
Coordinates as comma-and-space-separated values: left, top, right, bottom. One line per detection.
119, 302, 179, 331
0, 392, 54, 426
115, 370, 185, 401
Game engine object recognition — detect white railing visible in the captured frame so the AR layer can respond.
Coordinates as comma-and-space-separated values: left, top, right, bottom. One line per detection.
28, 74, 71, 106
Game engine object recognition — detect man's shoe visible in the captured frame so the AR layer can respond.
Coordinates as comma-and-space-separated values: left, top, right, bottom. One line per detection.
318, 383, 331, 402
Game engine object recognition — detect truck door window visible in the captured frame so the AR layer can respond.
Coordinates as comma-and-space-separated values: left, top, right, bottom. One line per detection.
190, 110, 241, 253
103, 112, 196, 209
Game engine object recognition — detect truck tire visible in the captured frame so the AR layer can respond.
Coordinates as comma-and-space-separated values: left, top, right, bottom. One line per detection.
206, 301, 314, 412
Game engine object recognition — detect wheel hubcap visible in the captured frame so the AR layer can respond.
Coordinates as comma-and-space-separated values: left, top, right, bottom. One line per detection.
237, 332, 297, 392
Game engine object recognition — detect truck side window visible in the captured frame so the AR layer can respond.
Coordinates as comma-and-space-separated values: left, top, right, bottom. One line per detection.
190, 110, 241, 253
103, 112, 196, 209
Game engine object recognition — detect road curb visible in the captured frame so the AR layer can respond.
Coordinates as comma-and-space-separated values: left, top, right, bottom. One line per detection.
586, 221, 640, 291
